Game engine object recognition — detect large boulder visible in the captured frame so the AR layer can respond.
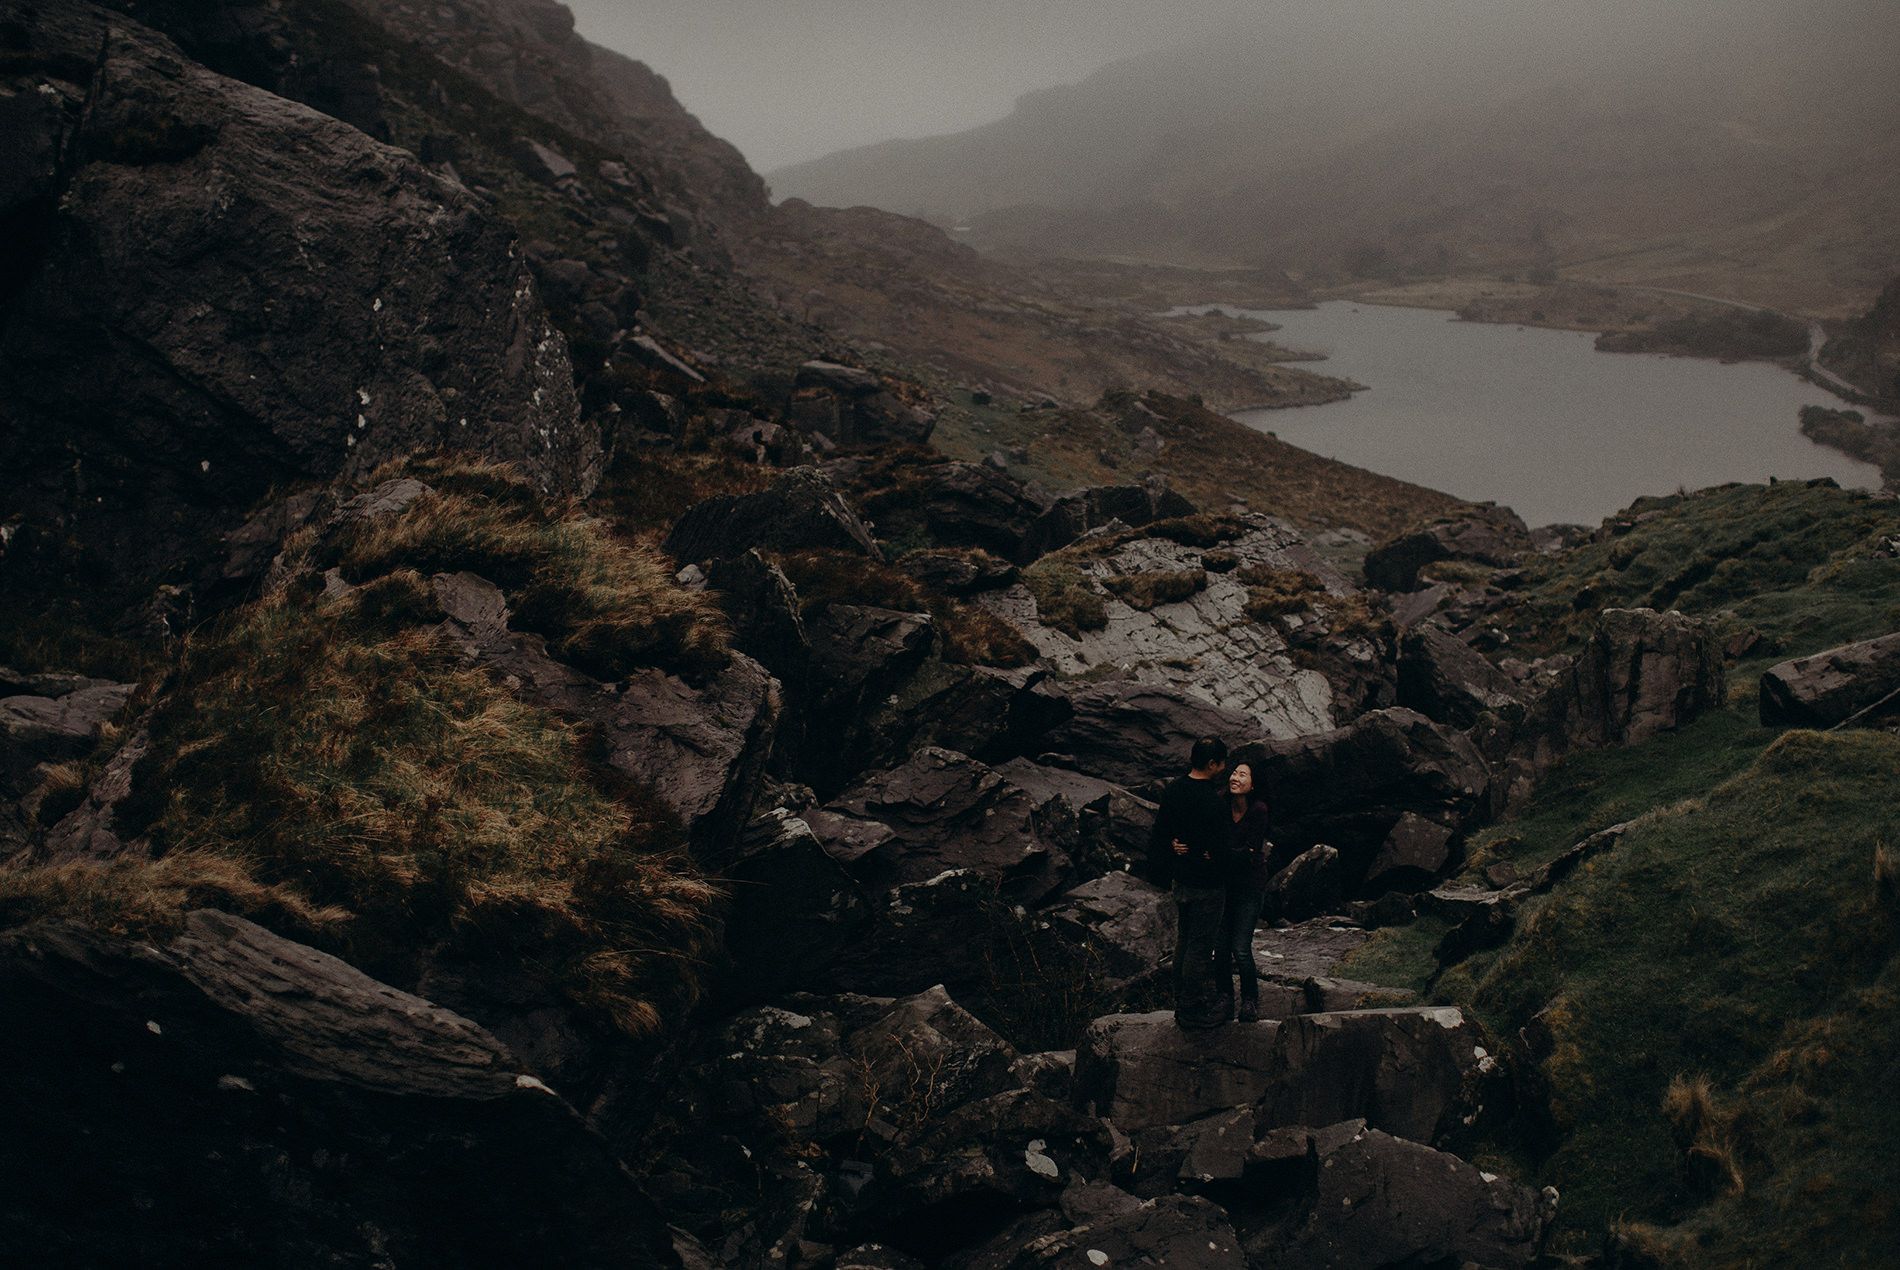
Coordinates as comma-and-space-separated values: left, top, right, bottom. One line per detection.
992, 759, 1157, 876
0, 674, 133, 797
1072, 1012, 1285, 1131
807, 748, 1071, 904
1259, 1007, 1499, 1147
1258, 708, 1489, 895
1364, 506, 1533, 593
0, 912, 673, 1267
849, 664, 1074, 778
1395, 623, 1521, 729
1245, 1126, 1556, 1270
821, 868, 1003, 998
715, 809, 873, 1003
664, 466, 883, 566
1759, 629, 1900, 728
1044, 871, 1174, 989
799, 604, 938, 793
0, 3, 592, 589
864, 462, 1054, 564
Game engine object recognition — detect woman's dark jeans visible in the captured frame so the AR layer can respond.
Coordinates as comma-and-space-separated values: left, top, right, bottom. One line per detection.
1214, 888, 1267, 1002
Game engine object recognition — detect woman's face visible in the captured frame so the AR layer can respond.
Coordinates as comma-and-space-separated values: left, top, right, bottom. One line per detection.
1228, 763, 1254, 796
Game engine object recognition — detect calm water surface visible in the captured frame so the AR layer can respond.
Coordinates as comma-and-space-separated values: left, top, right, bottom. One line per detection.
1227, 302, 1886, 527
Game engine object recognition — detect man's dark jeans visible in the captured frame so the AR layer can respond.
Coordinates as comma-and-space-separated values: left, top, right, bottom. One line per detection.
1172, 884, 1226, 1023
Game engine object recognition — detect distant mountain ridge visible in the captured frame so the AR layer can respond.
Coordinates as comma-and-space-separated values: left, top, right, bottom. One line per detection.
770, 0, 1900, 315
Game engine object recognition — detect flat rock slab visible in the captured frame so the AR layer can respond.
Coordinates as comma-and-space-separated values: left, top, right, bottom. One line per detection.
1262, 1007, 1493, 1145
1760, 628, 1900, 728
1072, 1011, 1284, 1131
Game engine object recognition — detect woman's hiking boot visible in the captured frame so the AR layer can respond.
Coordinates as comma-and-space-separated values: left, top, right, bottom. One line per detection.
1237, 995, 1260, 1023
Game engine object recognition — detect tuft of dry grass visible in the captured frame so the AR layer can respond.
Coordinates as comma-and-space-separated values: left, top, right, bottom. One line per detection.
1022, 559, 1108, 639
1103, 568, 1207, 611
1876, 841, 1897, 906
1663, 1074, 1746, 1200
1239, 566, 1326, 621
308, 456, 730, 683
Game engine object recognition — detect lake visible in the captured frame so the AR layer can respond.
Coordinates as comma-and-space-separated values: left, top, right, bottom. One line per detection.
1224, 301, 1887, 528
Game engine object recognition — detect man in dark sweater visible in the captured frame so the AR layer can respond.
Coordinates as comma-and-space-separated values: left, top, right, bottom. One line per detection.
1148, 736, 1231, 1029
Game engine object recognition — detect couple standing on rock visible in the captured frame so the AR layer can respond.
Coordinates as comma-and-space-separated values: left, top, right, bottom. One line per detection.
1148, 736, 1281, 1030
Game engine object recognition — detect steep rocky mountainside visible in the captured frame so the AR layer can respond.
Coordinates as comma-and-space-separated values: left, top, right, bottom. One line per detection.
4, 1, 1899, 1267
770, 1, 1900, 318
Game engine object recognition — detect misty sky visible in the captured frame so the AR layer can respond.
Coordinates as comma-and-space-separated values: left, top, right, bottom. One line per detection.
562, 0, 1265, 172
562, 0, 1870, 176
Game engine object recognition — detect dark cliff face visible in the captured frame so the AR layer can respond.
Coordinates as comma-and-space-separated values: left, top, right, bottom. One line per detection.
0, 0, 592, 590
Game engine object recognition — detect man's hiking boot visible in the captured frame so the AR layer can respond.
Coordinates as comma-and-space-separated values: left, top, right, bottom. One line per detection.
1211, 992, 1233, 1022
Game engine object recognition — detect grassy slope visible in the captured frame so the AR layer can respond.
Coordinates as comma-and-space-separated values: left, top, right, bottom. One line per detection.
1340, 482, 1900, 1261
1, 460, 727, 1035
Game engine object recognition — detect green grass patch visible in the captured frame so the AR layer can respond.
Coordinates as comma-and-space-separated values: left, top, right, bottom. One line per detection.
1500, 482, 1900, 667
1451, 729, 1900, 1253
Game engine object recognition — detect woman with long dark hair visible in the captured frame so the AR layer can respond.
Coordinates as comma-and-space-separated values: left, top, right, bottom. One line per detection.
1213, 760, 1272, 1021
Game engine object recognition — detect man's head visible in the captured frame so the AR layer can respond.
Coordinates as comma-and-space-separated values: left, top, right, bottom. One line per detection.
1188, 735, 1228, 777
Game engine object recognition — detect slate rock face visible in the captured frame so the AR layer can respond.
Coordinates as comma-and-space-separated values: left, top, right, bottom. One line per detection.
1759, 628, 1900, 728
979, 515, 1352, 739
0, 3, 592, 586
0, 912, 672, 1268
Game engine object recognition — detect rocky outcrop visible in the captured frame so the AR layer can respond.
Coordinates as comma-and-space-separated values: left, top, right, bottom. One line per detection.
1045, 871, 1174, 989
1476, 607, 1726, 809
0, 911, 673, 1267
793, 361, 936, 448
0, 671, 132, 798
1035, 682, 1267, 789
1758, 629, 1900, 728
432, 569, 778, 857
1364, 506, 1533, 592
862, 461, 1054, 564
665, 466, 883, 565
1023, 483, 1198, 558
0, 3, 592, 589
